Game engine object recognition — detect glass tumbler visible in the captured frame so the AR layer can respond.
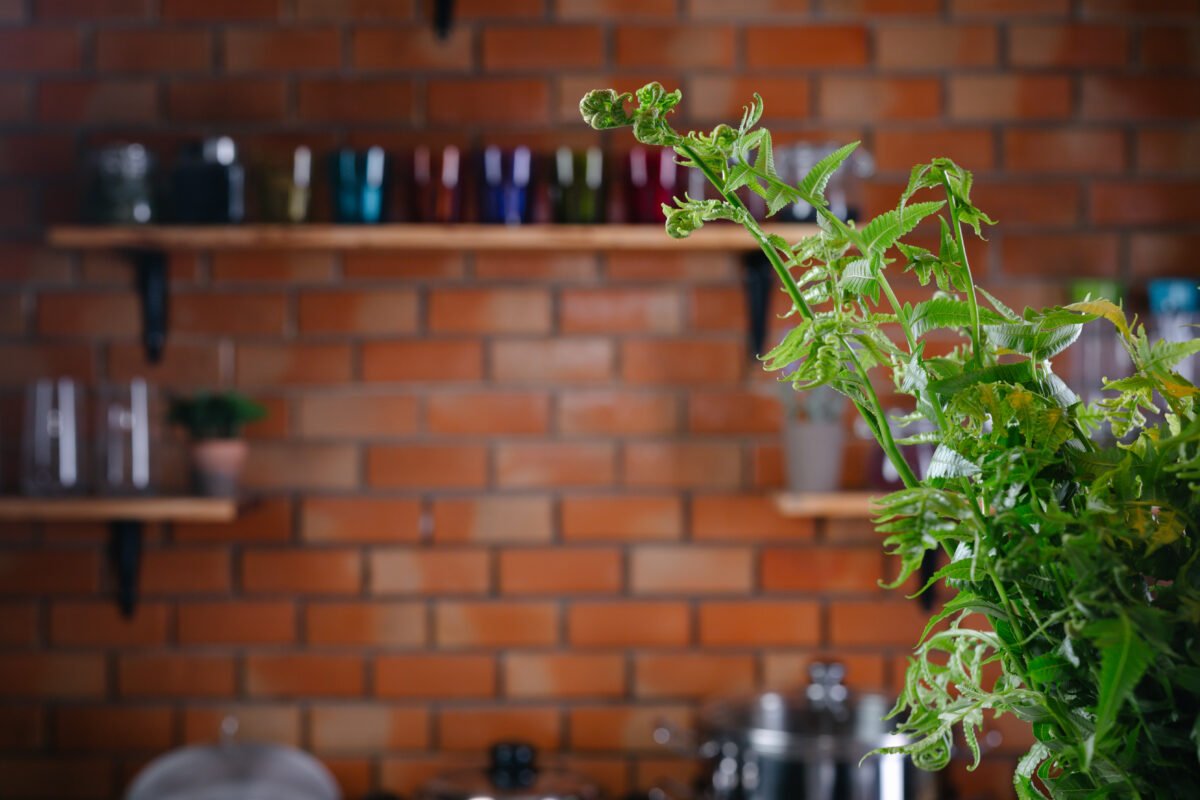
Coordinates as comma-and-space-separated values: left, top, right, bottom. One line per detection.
22, 378, 87, 496
96, 379, 154, 495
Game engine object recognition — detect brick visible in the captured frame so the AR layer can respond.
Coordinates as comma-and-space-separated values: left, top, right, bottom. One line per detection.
483, 25, 604, 70
877, 24, 998, 68
35, 0, 153, 17
344, 250, 465, 279
163, 0, 279, 17
0, 707, 43, 750
496, 442, 616, 488
685, 76, 811, 122
1004, 129, 1125, 174
0, 551, 97, 594
824, 0, 942, 11
433, 496, 553, 544
371, 549, 491, 595
175, 498, 293, 543
243, 443, 359, 490
96, 29, 211, 72
999, 233, 1120, 278
178, 601, 296, 645
688, 390, 782, 434
224, 27, 340, 71
622, 339, 742, 384
568, 601, 691, 647
36, 292, 138, 337
571, 705, 693, 751
428, 391, 550, 435
0, 757, 111, 799
969, 181, 1082, 226
353, 26, 472, 70
0, 84, 29, 123
746, 26, 868, 68
307, 601, 426, 647
0, 342, 93, 384
1091, 181, 1200, 226
297, 392, 419, 438
1081, 0, 1198, 15
435, 601, 558, 648
376, 654, 497, 699
141, 548, 230, 594
690, 286, 745, 331
952, 0, 1069, 12
439, 707, 560, 751
474, 252, 600, 281
302, 497, 421, 543
830, 600, 927, 646
311, 705, 429, 753
0, 604, 38, 646
819, 77, 940, 121
1084, 77, 1200, 121
428, 78, 550, 125
492, 339, 615, 383
562, 495, 683, 541
429, 288, 551, 334
623, 442, 743, 489
1131, 233, 1200, 279
561, 288, 681, 333
763, 652, 887, 691
875, 129, 996, 173
183, 705, 299, 746
296, 0, 415, 18
500, 548, 623, 595
298, 289, 419, 334
1138, 130, 1200, 173
635, 654, 755, 698
762, 547, 884, 592
558, 391, 678, 436
236, 344, 352, 385
615, 26, 735, 68
1141, 27, 1200, 70
364, 340, 483, 382
699, 601, 821, 646
168, 79, 287, 122
212, 250, 336, 282
630, 546, 753, 594
50, 602, 168, 647
557, 0, 675, 17
1010, 24, 1129, 67
687, 0, 814, 17
507, 653, 625, 699
692, 494, 816, 541
246, 653, 364, 697
243, 548, 361, 594
0, 134, 68, 179
949, 76, 1071, 120
0, 29, 80, 71
56, 706, 173, 752
298, 78, 415, 122
368, 444, 488, 488
173, 292, 288, 335
0, 654, 105, 698
118, 654, 236, 697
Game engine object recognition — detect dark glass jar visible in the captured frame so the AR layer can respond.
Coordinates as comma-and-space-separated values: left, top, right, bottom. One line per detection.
83, 143, 157, 225
170, 137, 245, 224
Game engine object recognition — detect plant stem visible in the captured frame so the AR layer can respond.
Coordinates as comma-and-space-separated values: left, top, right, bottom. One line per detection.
941, 176, 984, 367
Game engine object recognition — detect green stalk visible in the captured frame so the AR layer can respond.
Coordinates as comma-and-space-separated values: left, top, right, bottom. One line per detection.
679, 143, 919, 489
941, 176, 984, 367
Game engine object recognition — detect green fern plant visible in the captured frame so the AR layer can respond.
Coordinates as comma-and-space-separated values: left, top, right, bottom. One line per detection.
583, 83, 1200, 798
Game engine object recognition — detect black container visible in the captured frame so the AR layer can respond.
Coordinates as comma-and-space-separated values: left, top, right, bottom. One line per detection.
169, 137, 245, 224
83, 143, 158, 224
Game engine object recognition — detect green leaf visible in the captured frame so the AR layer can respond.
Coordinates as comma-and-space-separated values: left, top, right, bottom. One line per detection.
984, 320, 1083, 360
1065, 298, 1132, 340
860, 200, 945, 254
929, 361, 1036, 397
840, 258, 880, 303
927, 444, 981, 478
1014, 743, 1052, 800
797, 141, 859, 207
1085, 615, 1154, 741
909, 297, 1003, 339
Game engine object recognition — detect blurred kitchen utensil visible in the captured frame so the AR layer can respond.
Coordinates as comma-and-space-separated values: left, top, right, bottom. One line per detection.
95, 379, 154, 496
332, 146, 389, 223
84, 142, 158, 224
551, 146, 605, 224
418, 741, 601, 800
412, 144, 464, 223
258, 145, 312, 223
480, 146, 534, 225
624, 146, 678, 224
22, 378, 87, 496
170, 136, 245, 224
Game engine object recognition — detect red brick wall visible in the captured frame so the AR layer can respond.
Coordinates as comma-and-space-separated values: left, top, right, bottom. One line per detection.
1, 1, 1198, 798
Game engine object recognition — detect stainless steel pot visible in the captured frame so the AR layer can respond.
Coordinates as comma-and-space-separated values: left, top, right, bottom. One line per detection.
657, 664, 936, 800
418, 742, 602, 800
125, 717, 340, 800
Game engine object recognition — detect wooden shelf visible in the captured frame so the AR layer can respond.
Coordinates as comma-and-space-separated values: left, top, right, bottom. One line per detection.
0, 496, 238, 523
774, 491, 878, 519
47, 223, 819, 252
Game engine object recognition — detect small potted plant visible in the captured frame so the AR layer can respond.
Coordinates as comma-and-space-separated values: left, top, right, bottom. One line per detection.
168, 391, 265, 497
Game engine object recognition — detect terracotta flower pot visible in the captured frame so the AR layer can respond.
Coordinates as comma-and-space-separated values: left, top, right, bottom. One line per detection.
190, 439, 248, 497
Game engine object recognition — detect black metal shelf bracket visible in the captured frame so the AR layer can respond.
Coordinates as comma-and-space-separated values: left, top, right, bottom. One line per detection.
132, 249, 168, 364
108, 520, 143, 618
743, 250, 773, 359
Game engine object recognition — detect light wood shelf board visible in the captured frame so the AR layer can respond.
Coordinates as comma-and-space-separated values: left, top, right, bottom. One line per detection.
0, 496, 238, 523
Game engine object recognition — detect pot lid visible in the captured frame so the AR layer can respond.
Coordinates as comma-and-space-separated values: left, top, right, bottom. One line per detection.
419, 742, 600, 800
698, 663, 900, 754
125, 717, 340, 800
